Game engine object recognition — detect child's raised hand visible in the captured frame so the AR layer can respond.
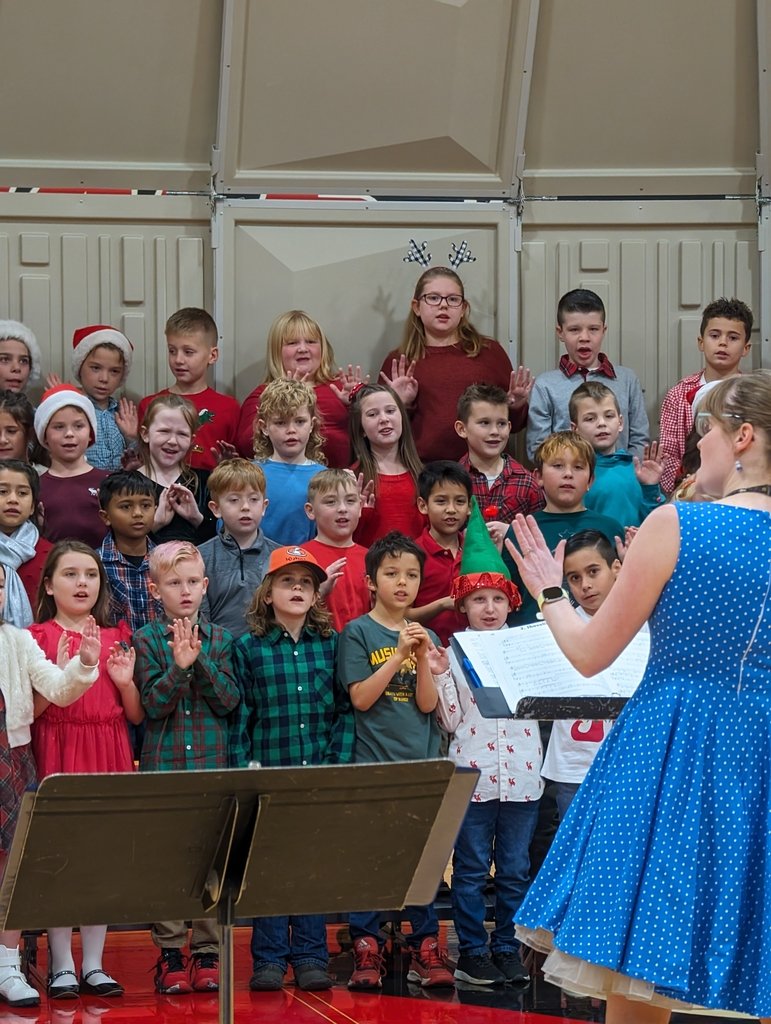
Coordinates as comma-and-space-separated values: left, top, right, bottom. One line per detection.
379, 356, 418, 407
78, 616, 101, 667
167, 484, 204, 526
211, 440, 238, 464
633, 441, 665, 486
154, 486, 175, 528
615, 526, 638, 561
396, 624, 420, 660
45, 371, 64, 390
168, 617, 201, 669
506, 366, 534, 410
486, 519, 508, 550
319, 557, 346, 599
56, 630, 71, 669
404, 622, 430, 656
283, 368, 312, 383
330, 365, 371, 405
120, 447, 142, 472
427, 639, 450, 676
355, 472, 376, 509
115, 398, 139, 441
106, 642, 136, 688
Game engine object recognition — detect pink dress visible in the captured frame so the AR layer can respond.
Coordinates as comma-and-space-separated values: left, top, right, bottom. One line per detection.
29, 620, 134, 777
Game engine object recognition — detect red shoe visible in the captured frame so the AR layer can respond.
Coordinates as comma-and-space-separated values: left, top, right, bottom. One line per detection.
406, 937, 455, 988
154, 949, 192, 994
347, 937, 385, 990
189, 952, 219, 992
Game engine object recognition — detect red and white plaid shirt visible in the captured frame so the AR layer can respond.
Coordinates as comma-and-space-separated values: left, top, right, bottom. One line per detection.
658, 371, 704, 494
459, 453, 545, 521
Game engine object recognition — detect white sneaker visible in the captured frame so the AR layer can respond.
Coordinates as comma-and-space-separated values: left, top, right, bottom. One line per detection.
0, 950, 39, 1007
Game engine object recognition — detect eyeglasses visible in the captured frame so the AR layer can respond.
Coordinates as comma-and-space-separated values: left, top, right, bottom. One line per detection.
418, 293, 465, 308
694, 411, 744, 437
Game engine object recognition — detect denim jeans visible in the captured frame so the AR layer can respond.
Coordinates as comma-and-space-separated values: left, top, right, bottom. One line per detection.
348, 904, 438, 949
451, 798, 539, 956
251, 914, 328, 970
550, 780, 580, 822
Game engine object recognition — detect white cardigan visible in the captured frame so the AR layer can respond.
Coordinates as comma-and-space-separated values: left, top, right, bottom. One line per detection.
0, 623, 98, 748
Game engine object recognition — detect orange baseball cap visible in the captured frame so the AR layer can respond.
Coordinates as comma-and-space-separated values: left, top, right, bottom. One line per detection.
266, 545, 327, 586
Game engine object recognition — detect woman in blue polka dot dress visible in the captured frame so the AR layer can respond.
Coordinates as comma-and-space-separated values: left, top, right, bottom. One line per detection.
506, 370, 771, 1022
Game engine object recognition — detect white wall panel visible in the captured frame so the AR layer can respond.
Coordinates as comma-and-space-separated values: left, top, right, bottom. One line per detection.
521, 201, 760, 435
0, 196, 212, 403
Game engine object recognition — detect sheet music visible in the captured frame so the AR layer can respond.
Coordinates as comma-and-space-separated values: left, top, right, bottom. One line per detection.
451, 621, 650, 714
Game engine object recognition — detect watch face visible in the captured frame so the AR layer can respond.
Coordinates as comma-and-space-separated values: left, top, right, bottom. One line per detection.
542, 586, 564, 601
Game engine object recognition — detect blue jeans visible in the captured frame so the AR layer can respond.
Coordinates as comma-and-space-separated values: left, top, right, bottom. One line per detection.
550, 780, 580, 822
349, 904, 438, 949
451, 798, 539, 956
251, 914, 328, 970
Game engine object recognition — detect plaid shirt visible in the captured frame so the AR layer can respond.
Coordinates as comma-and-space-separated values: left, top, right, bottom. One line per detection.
232, 625, 355, 769
85, 396, 128, 471
459, 453, 545, 521
135, 619, 240, 771
558, 352, 617, 379
98, 531, 163, 632
658, 371, 704, 494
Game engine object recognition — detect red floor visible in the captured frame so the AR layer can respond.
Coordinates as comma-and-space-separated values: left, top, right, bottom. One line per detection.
12, 928, 750, 1024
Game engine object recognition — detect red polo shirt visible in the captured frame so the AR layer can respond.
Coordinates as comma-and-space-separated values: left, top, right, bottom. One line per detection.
414, 527, 466, 646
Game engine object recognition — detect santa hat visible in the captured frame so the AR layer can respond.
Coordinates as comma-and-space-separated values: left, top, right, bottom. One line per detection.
0, 320, 42, 382
71, 325, 133, 383
34, 384, 97, 447
451, 498, 522, 611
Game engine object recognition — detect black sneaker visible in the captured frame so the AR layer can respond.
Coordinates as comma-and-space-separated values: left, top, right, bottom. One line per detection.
491, 951, 530, 984
293, 964, 334, 991
454, 952, 506, 986
249, 963, 285, 991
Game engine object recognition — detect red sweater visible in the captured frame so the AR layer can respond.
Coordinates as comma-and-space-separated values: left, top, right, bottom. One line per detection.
380, 340, 526, 463
353, 471, 425, 547
137, 387, 240, 472
305, 538, 371, 632
237, 381, 350, 467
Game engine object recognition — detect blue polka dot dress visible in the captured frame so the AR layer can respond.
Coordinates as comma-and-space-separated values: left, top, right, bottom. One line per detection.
515, 502, 771, 1017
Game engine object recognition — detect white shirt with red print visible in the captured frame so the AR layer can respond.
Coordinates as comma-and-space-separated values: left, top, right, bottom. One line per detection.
435, 637, 543, 803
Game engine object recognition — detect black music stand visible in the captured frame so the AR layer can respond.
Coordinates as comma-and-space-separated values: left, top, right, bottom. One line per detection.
0, 760, 477, 1024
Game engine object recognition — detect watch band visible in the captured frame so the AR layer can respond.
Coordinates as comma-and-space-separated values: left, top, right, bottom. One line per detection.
536, 587, 569, 612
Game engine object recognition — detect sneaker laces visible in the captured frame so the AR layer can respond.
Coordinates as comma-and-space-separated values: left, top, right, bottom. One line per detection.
354, 940, 384, 973
420, 940, 450, 969
155, 949, 186, 973
192, 953, 218, 969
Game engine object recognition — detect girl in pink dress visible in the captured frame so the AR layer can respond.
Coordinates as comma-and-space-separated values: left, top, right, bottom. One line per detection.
30, 540, 143, 1000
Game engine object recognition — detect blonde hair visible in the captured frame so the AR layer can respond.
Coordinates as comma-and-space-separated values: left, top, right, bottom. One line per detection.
252, 378, 327, 463
138, 394, 199, 491
702, 369, 771, 464
534, 431, 596, 476
348, 383, 422, 494
148, 540, 204, 583
245, 572, 333, 638
400, 266, 485, 361
207, 458, 266, 500
165, 307, 218, 347
263, 310, 337, 383
306, 467, 358, 503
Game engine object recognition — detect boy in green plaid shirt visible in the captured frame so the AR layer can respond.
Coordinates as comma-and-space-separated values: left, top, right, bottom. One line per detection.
134, 540, 241, 996
232, 544, 354, 993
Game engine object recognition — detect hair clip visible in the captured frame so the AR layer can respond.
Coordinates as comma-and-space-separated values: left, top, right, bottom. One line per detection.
448, 241, 476, 269
403, 239, 432, 267
348, 381, 367, 405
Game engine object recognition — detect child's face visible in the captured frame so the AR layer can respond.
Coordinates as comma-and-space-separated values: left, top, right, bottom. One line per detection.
411, 274, 467, 339
556, 312, 607, 369
209, 487, 267, 540
100, 490, 157, 542
45, 551, 101, 620
368, 552, 422, 611
141, 408, 193, 472
266, 563, 318, 623
417, 481, 470, 541
455, 401, 511, 461
0, 411, 28, 461
281, 332, 322, 379
79, 345, 125, 406
260, 405, 314, 463
535, 449, 592, 512
149, 556, 208, 619
0, 469, 34, 535
571, 397, 623, 454
306, 484, 361, 544
0, 339, 32, 393
460, 587, 510, 631
359, 391, 403, 449
698, 317, 751, 375
44, 406, 92, 463
166, 330, 217, 389
563, 547, 620, 615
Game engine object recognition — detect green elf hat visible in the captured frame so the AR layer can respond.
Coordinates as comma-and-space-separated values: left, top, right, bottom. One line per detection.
451, 498, 522, 611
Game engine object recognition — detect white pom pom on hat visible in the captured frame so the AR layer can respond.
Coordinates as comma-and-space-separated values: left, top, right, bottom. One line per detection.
0, 320, 42, 383
71, 325, 133, 384
34, 384, 98, 447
